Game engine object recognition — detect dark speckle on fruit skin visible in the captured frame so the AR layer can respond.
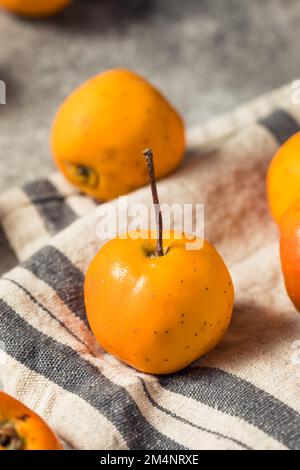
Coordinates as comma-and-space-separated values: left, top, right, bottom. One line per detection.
165, 330, 169, 334
194, 333, 198, 336
17, 414, 29, 422
164, 359, 169, 362
154, 331, 157, 335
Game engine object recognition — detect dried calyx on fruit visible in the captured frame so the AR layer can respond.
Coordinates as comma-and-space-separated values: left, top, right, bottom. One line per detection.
0, 421, 24, 450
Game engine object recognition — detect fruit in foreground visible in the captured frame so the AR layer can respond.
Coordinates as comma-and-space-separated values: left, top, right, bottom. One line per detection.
84, 150, 234, 374
0, 0, 71, 17
0, 391, 62, 450
280, 199, 300, 313
267, 131, 300, 224
51, 69, 185, 201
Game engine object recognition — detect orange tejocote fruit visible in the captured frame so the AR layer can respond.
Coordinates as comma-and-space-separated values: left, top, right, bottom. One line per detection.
51, 69, 185, 201
267, 131, 300, 224
0, 0, 71, 17
0, 391, 62, 450
84, 150, 234, 375
280, 199, 300, 313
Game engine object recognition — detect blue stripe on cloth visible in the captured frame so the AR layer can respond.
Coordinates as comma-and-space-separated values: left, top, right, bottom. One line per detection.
159, 368, 300, 450
0, 299, 185, 450
23, 179, 77, 235
140, 379, 251, 450
23, 245, 87, 324
259, 109, 300, 145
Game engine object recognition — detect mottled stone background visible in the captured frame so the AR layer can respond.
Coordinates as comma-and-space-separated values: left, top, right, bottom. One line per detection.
0, 0, 300, 191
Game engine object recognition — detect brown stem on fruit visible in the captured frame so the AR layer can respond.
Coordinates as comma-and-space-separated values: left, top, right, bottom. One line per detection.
142, 148, 164, 257
0, 422, 24, 450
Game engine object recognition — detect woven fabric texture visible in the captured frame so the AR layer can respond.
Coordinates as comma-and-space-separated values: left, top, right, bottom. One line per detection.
0, 83, 300, 450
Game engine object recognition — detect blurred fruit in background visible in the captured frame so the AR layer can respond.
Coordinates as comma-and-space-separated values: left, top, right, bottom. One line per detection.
280, 199, 300, 313
51, 68, 185, 201
0, 391, 62, 450
267, 131, 300, 224
0, 0, 71, 17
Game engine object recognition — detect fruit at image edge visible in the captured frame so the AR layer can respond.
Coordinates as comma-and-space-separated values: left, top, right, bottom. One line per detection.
267, 131, 300, 224
0, 391, 62, 450
280, 199, 300, 313
84, 150, 234, 375
51, 68, 185, 201
0, 0, 71, 17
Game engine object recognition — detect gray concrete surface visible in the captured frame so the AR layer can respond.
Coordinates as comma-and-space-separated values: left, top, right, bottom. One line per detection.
1, 0, 300, 192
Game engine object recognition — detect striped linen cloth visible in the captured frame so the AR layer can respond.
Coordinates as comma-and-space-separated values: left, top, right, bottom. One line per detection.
1, 83, 300, 450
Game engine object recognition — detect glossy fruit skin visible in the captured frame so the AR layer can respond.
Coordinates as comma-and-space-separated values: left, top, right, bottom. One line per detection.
0, 0, 71, 17
0, 391, 62, 450
84, 231, 234, 374
51, 69, 185, 201
267, 132, 300, 224
280, 199, 300, 312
